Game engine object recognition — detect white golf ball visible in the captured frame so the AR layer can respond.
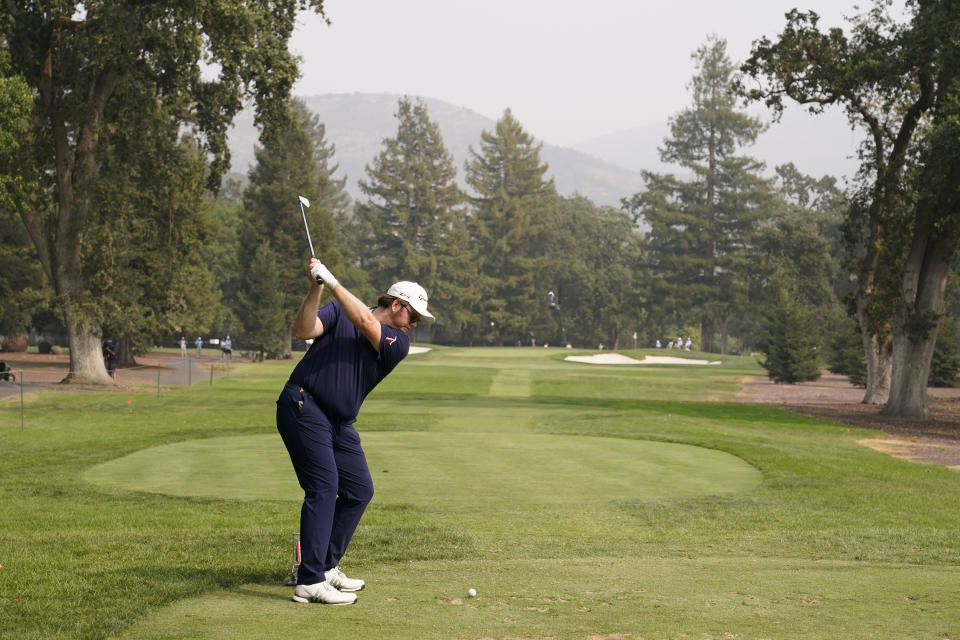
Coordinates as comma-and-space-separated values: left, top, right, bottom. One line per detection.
467, 588, 477, 597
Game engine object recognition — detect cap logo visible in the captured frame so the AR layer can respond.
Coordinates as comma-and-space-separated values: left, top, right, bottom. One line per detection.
385, 337, 397, 346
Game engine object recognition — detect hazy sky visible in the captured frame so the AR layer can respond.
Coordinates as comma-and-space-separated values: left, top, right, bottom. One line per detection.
288, 0, 895, 147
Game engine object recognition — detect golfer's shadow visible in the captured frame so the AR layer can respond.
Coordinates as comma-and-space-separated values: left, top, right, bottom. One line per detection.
234, 583, 294, 602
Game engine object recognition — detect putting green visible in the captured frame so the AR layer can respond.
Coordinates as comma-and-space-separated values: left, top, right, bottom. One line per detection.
84, 433, 761, 505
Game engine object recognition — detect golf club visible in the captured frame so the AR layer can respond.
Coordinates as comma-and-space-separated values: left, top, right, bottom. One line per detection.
298, 195, 315, 258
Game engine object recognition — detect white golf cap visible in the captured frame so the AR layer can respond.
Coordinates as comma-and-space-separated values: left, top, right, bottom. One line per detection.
386, 281, 434, 319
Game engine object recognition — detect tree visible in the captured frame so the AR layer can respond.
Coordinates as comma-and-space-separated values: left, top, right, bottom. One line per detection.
623, 36, 772, 353
539, 196, 642, 349
737, 164, 844, 352
0, 49, 47, 342
0, 48, 33, 216
240, 98, 338, 355
311, 115, 352, 220
741, 0, 960, 417
760, 278, 823, 384
0, 207, 49, 342
928, 315, 960, 387
236, 241, 288, 360
3, 1, 323, 383
356, 97, 475, 342
201, 177, 246, 341
826, 314, 868, 386
465, 109, 556, 345
89, 100, 224, 365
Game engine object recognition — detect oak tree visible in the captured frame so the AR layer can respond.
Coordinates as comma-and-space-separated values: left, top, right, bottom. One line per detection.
3, 0, 323, 383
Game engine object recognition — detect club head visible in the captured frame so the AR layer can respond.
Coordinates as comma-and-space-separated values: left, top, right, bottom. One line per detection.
298, 195, 310, 208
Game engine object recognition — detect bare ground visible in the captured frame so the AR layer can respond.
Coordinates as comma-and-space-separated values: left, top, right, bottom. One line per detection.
0, 350, 247, 399
737, 372, 960, 470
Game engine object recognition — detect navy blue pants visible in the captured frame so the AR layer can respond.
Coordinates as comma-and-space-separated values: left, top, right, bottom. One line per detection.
276, 384, 374, 585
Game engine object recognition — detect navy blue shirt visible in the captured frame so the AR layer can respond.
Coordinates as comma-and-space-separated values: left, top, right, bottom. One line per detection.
289, 300, 409, 425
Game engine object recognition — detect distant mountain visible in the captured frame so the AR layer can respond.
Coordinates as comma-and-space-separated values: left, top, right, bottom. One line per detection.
569, 106, 864, 183
227, 93, 644, 207
226, 94, 864, 209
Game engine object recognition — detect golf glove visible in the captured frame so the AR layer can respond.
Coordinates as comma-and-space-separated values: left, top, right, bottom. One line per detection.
310, 262, 339, 288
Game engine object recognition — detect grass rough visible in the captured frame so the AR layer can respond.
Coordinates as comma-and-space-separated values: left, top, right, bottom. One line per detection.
1, 347, 958, 640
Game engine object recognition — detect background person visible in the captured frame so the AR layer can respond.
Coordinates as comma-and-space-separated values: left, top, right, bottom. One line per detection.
277, 256, 432, 605
220, 335, 232, 360
102, 340, 117, 380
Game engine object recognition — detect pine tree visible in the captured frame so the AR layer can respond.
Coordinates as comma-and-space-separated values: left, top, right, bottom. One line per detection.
624, 36, 772, 353
465, 109, 557, 345
538, 197, 642, 349
356, 97, 474, 340
236, 241, 288, 360
929, 317, 960, 388
92, 118, 223, 364
738, 166, 844, 353
239, 99, 340, 354
760, 280, 823, 384
306, 107, 352, 221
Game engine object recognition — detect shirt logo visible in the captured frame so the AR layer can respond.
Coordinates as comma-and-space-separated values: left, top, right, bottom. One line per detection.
385, 337, 397, 346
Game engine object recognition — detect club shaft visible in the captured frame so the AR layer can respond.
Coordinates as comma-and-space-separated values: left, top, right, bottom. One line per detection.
299, 202, 316, 258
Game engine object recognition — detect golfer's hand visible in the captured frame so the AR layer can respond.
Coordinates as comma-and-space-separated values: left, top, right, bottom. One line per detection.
309, 258, 338, 289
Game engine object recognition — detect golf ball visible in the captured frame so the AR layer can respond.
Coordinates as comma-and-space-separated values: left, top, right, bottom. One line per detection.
467, 588, 477, 597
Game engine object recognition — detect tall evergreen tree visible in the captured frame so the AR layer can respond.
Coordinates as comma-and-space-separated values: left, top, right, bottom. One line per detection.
624, 36, 771, 353
309, 115, 351, 219
539, 197, 642, 349
236, 241, 288, 360
465, 108, 556, 345
201, 177, 246, 340
93, 132, 223, 364
736, 164, 845, 352
356, 97, 474, 341
239, 99, 339, 355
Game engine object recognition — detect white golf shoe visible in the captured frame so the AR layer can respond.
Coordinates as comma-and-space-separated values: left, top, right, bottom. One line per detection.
324, 566, 365, 592
292, 581, 357, 605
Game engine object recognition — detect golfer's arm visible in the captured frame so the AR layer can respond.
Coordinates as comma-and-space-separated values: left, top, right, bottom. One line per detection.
329, 283, 382, 349
293, 283, 325, 340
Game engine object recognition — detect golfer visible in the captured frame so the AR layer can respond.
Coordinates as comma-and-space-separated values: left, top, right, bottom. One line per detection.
277, 257, 432, 605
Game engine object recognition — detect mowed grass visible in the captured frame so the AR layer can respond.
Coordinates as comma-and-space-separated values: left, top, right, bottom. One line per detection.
0, 347, 958, 640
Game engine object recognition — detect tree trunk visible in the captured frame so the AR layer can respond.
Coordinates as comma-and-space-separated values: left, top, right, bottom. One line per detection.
882, 228, 952, 419
857, 303, 892, 405
719, 315, 729, 355
117, 335, 136, 367
700, 315, 715, 353
61, 303, 114, 385
884, 324, 937, 418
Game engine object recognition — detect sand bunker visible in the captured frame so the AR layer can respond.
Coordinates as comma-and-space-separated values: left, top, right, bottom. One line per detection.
409, 346, 432, 354
565, 353, 721, 365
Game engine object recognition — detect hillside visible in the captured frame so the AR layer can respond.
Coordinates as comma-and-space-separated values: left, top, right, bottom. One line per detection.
570, 105, 863, 183
227, 93, 863, 208
227, 93, 644, 207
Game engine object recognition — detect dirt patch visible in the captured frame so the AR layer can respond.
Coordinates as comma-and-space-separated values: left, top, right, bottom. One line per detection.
737, 371, 960, 469
0, 351, 249, 397
0, 351, 173, 385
